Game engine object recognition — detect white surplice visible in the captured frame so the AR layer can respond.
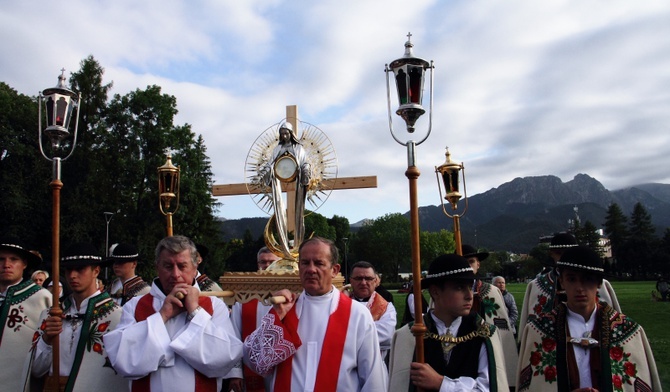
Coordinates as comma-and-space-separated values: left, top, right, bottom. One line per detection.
103, 281, 243, 391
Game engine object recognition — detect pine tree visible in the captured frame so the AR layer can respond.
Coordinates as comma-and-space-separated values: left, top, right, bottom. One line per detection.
625, 202, 658, 277
603, 203, 629, 267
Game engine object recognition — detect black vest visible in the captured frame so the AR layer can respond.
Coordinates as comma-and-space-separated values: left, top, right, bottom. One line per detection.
415, 313, 485, 392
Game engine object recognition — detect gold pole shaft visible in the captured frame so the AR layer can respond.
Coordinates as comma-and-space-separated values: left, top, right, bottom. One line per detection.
406, 165, 426, 367
453, 215, 462, 256
166, 213, 173, 237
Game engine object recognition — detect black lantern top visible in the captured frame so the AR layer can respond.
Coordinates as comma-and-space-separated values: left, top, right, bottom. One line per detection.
386, 33, 432, 133
42, 69, 80, 147
38, 69, 81, 159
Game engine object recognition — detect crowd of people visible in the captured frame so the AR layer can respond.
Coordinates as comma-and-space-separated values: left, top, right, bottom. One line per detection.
0, 232, 662, 391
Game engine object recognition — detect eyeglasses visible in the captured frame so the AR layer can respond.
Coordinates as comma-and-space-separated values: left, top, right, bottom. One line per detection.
350, 276, 375, 282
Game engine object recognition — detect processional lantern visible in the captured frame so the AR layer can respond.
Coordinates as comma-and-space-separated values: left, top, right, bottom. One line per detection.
384, 32, 434, 368
38, 68, 81, 392
158, 152, 180, 236
435, 147, 468, 255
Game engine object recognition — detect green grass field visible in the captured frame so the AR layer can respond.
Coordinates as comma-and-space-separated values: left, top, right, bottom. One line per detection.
392, 281, 669, 389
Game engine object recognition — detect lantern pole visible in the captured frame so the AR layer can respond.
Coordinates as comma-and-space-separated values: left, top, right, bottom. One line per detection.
38, 69, 81, 392
384, 33, 434, 371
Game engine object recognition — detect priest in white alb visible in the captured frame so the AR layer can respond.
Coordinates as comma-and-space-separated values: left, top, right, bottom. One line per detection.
243, 237, 388, 391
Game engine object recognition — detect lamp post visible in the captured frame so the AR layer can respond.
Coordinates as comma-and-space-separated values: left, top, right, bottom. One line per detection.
342, 237, 349, 283
38, 68, 81, 391
385, 32, 434, 367
158, 152, 180, 236
104, 211, 114, 279
435, 147, 468, 255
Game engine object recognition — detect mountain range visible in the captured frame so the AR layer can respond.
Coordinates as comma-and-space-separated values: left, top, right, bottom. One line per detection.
219, 174, 670, 253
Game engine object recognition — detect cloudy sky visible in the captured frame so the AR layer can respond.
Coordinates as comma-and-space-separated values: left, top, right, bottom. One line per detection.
3, 1, 670, 224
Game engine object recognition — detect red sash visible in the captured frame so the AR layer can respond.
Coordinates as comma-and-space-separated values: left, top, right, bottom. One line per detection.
131, 294, 217, 392
242, 299, 266, 392
274, 292, 352, 392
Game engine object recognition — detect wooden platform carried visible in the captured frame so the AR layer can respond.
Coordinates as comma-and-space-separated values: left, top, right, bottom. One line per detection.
218, 271, 345, 306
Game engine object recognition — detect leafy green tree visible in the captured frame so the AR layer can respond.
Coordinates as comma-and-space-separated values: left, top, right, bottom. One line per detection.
0, 83, 51, 251
420, 229, 455, 268
479, 249, 504, 277
304, 211, 336, 241
353, 213, 411, 282
1, 58, 226, 282
327, 214, 350, 263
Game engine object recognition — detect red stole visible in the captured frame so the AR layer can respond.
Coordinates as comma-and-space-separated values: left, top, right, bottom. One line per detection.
131, 294, 217, 392
274, 292, 352, 392
242, 299, 266, 392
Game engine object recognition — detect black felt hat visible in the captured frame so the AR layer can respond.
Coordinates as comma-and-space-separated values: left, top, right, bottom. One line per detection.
61, 243, 109, 268
195, 243, 209, 259
107, 243, 140, 264
556, 246, 604, 277
461, 244, 489, 261
0, 238, 42, 270
421, 254, 476, 289
549, 233, 578, 249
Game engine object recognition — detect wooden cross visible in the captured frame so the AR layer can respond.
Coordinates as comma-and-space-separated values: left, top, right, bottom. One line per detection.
211, 105, 377, 234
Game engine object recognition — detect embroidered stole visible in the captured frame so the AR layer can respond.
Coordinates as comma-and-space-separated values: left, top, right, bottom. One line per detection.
63, 292, 118, 392
131, 294, 217, 392
367, 292, 388, 321
274, 292, 352, 392
242, 299, 266, 392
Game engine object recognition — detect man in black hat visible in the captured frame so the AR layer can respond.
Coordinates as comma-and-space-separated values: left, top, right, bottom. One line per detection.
462, 243, 518, 386
388, 254, 509, 391
545, 232, 576, 273
106, 243, 150, 305
28, 243, 127, 391
194, 243, 223, 292
0, 239, 52, 391
517, 246, 661, 391
518, 233, 621, 337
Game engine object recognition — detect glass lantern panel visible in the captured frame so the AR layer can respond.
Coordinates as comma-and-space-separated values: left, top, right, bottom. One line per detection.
55, 96, 69, 126
163, 173, 173, 193
442, 171, 460, 193
394, 68, 409, 105
408, 65, 424, 104
45, 97, 55, 126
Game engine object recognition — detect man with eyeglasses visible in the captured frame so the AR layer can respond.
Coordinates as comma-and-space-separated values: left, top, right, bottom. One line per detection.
349, 261, 397, 365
